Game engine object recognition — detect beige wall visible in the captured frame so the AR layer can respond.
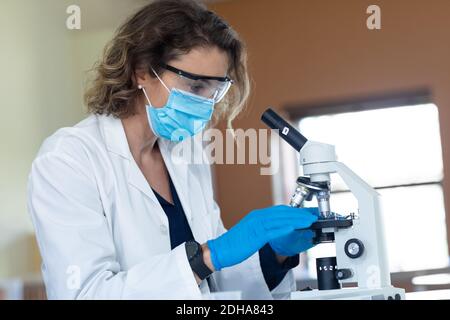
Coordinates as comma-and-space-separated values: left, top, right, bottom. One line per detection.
0, 0, 81, 277
0, 0, 144, 278
209, 0, 450, 253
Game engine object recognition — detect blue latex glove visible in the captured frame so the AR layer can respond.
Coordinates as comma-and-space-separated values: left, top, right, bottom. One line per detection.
207, 205, 318, 270
269, 207, 320, 257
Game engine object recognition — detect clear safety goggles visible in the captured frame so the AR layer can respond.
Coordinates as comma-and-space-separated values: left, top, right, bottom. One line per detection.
152, 64, 234, 103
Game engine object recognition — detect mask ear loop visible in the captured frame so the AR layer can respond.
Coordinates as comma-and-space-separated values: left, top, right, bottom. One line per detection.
151, 67, 171, 93
138, 84, 159, 136
137, 84, 153, 106
138, 67, 171, 105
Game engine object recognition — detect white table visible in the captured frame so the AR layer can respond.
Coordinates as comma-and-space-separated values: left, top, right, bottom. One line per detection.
406, 289, 450, 300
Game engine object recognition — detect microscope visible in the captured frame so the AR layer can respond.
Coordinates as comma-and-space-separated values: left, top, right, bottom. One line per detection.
261, 108, 405, 300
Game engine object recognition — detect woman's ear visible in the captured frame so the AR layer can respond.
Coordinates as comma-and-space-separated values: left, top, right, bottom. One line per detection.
134, 67, 150, 88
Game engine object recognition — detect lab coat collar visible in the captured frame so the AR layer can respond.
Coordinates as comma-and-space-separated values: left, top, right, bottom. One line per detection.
99, 115, 162, 219
99, 114, 193, 223
99, 114, 132, 159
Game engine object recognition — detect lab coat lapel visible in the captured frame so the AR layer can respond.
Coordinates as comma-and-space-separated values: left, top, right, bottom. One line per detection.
99, 115, 167, 225
126, 147, 170, 228
127, 159, 161, 206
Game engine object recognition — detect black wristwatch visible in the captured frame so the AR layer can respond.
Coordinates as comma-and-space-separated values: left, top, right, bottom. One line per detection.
185, 240, 213, 281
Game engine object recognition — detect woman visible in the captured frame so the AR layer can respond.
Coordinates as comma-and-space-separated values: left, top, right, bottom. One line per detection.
27, 0, 318, 299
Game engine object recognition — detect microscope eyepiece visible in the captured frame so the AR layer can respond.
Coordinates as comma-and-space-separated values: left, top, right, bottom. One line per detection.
261, 108, 308, 152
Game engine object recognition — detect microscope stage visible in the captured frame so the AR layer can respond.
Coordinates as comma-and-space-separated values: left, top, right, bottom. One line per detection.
297, 217, 353, 231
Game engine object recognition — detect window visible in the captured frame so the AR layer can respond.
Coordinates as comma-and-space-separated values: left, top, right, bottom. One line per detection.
277, 102, 448, 279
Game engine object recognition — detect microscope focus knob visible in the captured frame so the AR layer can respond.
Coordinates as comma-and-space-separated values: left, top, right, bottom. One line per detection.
344, 238, 365, 259
335, 268, 353, 280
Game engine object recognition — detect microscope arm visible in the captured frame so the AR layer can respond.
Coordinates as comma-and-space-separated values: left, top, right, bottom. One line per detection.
304, 160, 391, 288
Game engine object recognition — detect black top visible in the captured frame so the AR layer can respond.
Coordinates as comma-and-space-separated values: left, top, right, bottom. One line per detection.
152, 175, 299, 291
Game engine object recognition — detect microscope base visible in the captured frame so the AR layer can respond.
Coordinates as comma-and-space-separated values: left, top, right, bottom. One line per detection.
290, 286, 405, 300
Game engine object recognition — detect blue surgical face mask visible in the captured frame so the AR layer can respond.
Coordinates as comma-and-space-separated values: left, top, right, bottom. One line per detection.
139, 82, 215, 142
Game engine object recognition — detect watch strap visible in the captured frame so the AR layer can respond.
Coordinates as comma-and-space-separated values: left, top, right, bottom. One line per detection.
186, 241, 213, 280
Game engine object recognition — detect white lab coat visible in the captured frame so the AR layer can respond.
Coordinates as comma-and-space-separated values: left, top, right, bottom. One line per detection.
27, 114, 296, 300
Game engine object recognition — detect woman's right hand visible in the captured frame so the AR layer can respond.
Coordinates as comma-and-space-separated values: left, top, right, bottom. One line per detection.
206, 205, 318, 271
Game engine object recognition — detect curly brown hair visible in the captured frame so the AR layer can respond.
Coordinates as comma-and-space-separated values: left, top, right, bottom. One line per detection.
84, 0, 250, 128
